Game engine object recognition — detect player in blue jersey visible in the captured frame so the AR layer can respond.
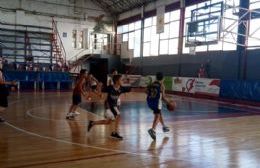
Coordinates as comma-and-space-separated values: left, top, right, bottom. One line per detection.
87, 74, 131, 140
146, 72, 170, 140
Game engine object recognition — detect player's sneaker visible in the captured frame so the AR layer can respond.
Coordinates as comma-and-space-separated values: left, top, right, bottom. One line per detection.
162, 126, 170, 133
148, 129, 156, 140
0, 117, 5, 123
73, 111, 80, 116
111, 132, 123, 140
66, 113, 74, 120
87, 120, 94, 132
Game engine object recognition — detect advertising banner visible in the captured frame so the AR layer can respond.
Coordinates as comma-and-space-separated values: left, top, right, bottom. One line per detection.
195, 78, 220, 96
172, 77, 220, 96
172, 77, 196, 93
157, 6, 165, 34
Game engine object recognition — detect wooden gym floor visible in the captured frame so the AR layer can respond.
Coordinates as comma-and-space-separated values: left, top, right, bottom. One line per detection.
1, 92, 260, 168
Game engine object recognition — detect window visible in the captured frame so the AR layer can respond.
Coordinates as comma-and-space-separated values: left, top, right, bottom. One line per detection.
169, 39, 178, 54
170, 10, 180, 21
142, 11, 180, 56
117, 10, 180, 57
123, 25, 129, 33
117, 26, 123, 34
159, 10, 180, 55
129, 23, 135, 31
117, 20, 142, 57
78, 31, 83, 49
134, 30, 141, 57
248, 0, 260, 49
151, 26, 159, 56
103, 34, 108, 46
152, 16, 157, 26
72, 30, 77, 48
144, 27, 151, 42
123, 34, 128, 42
145, 17, 152, 27
160, 40, 169, 55
160, 24, 169, 40
135, 21, 141, 29
165, 12, 170, 23
143, 16, 159, 56
92, 33, 108, 50
143, 43, 150, 57
169, 22, 179, 38
128, 32, 135, 49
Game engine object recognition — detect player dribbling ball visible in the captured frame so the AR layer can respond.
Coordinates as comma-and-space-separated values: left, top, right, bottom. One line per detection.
166, 99, 176, 112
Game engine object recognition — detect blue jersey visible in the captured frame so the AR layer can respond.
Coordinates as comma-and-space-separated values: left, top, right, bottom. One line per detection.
146, 81, 161, 111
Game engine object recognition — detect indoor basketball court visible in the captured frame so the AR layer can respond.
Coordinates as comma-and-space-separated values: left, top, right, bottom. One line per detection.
1, 0, 260, 168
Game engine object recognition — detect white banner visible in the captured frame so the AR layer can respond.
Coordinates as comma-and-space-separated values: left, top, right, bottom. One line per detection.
172, 77, 220, 96
172, 77, 196, 93
121, 75, 141, 87
157, 6, 165, 34
119, 75, 155, 87
194, 78, 220, 96
108, 75, 220, 97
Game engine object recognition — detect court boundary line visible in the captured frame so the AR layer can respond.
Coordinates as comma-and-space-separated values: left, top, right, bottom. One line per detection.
26, 105, 104, 122
5, 119, 246, 167
25, 103, 260, 125
26, 104, 260, 126
4, 121, 189, 163
9, 152, 125, 168
4, 116, 246, 167
3, 94, 254, 167
9, 93, 260, 128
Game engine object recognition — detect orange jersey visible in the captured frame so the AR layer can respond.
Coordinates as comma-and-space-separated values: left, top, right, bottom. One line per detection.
73, 77, 85, 95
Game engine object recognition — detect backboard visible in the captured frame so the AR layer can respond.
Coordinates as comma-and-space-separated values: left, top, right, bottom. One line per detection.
185, 2, 224, 47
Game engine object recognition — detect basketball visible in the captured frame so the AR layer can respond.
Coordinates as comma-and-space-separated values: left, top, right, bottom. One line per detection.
166, 100, 176, 112
11, 86, 16, 92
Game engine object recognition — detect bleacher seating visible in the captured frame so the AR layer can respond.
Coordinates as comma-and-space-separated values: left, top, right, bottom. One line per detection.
4, 71, 72, 91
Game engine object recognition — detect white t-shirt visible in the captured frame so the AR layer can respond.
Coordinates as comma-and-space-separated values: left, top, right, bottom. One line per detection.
91, 80, 97, 86
0, 58, 3, 69
107, 76, 113, 86
0, 71, 4, 83
158, 93, 162, 110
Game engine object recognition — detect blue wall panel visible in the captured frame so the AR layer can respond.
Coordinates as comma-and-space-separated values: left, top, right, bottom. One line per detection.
220, 80, 260, 102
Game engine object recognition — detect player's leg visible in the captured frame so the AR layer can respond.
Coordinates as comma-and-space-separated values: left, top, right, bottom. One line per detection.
159, 113, 170, 132
68, 104, 76, 113
0, 107, 6, 122
108, 107, 123, 140
148, 110, 160, 140
152, 113, 160, 130
66, 94, 81, 119
87, 119, 111, 132
97, 83, 103, 98
72, 94, 81, 116
110, 115, 123, 140
0, 94, 8, 122
114, 115, 120, 133
87, 108, 114, 132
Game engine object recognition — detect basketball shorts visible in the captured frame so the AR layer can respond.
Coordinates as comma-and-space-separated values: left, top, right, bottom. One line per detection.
72, 94, 81, 105
0, 97, 8, 108
91, 85, 97, 91
0, 85, 8, 108
153, 109, 161, 114
104, 106, 120, 120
